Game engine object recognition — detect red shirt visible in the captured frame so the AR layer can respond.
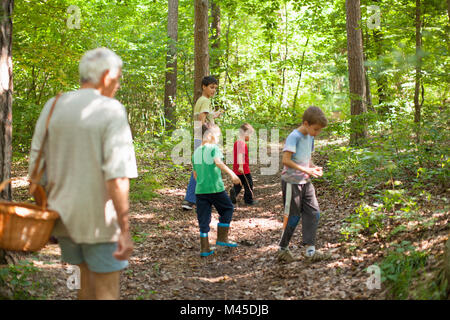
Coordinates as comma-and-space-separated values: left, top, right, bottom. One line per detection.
233, 140, 250, 175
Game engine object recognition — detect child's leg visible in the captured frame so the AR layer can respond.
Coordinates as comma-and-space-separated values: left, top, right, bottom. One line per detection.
242, 173, 254, 203
300, 182, 320, 247
279, 181, 303, 249
211, 191, 237, 247
183, 138, 202, 205
196, 194, 215, 256
184, 173, 197, 204
196, 194, 213, 234
212, 191, 234, 225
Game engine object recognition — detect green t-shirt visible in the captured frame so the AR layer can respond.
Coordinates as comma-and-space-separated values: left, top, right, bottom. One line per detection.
192, 144, 225, 194
193, 95, 214, 124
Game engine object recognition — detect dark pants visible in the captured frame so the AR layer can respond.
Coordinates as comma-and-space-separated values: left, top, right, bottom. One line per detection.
279, 181, 320, 248
196, 191, 234, 234
233, 173, 254, 204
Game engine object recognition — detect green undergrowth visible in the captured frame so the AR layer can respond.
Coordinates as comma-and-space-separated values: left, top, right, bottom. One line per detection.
0, 260, 52, 300
320, 110, 449, 300
379, 241, 448, 300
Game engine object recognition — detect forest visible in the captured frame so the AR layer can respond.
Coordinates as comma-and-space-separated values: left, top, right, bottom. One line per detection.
0, 0, 448, 302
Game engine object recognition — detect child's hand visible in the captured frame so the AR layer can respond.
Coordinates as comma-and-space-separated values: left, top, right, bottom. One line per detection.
313, 166, 323, 177
231, 173, 242, 186
304, 167, 323, 178
214, 109, 224, 118
238, 165, 244, 174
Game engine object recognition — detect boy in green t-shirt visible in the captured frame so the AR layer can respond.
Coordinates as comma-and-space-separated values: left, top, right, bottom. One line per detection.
192, 123, 241, 257
182, 76, 223, 211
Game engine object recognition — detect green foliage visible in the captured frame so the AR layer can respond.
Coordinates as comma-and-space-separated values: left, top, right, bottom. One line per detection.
12, 0, 449, 157
340, 203, 384, 240
0, 260, 51, 300
379, 241, 428, 300
131, 230, 150, 244
129, 168, 161, 202
376, 189, 417, 213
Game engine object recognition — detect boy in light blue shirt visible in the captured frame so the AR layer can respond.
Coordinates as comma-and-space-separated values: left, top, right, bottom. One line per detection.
277, 106, 331, 263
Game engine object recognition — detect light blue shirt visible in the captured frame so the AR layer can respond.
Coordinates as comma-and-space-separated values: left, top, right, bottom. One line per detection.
281, 129, 314, 184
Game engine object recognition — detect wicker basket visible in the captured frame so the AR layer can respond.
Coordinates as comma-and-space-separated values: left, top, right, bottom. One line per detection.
0, 180, 59, 252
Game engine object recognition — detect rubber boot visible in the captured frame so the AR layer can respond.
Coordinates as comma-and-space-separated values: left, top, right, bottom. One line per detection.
216, 223, 238, 247
200, 233, 215, 257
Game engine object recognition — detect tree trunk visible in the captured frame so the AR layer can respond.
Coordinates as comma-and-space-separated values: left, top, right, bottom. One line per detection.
210, 0, 221, 81
372, 28, 389, 113
445, 238, 450, 298
193, 0, 210, 105
447, 0, 450, 23
223, 16, 231, 96
279, 1, 289, 109
0, 0, 13, 264
362, 29, 374, 112
345, 0, 367, 146
413, 0, 423, 125
293, 37, 309, 115
164, 0, 178, 131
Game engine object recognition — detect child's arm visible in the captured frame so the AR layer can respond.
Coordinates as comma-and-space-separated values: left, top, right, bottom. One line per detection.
213, 109, 224, 118
236, 140, 246, 173
237, 153, 245, 173
198, 112, 208, 124
193, 170, 197, 181
214, 157, 242, 185
282, 151, 322, 178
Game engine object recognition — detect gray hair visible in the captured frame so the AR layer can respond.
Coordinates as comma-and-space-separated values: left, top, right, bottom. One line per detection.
79, 48, 123, 85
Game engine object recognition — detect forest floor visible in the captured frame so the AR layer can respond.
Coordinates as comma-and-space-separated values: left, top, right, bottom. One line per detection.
4, 137, 449, 300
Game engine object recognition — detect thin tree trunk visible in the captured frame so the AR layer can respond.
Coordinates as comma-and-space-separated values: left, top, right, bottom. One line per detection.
269, 41, 274, 96
447, 0, 450, 22
372, 27, 389, 114
164, 0, 179, 130
0, 0, 13, 264
293, 37, 309, 114
223, 16, 231, 96
362, 29, 374, 112
345, 0, 367, 146
279, 1, 288, 108
0, 0, 13, 200
193, 0, 209, 105
414, 0, 423, 125
210, 0, 221, 81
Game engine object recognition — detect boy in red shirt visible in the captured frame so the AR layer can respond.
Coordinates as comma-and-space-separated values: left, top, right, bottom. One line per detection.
229, 123, 258, 206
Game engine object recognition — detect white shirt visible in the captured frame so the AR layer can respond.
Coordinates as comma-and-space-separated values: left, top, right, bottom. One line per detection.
29, 89, 138, 243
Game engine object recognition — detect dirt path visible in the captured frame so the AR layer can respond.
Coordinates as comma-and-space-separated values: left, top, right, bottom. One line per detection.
8, 142, 389, 300
115, 143, 385, 300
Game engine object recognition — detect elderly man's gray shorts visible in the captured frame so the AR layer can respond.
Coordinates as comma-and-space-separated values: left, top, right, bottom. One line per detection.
58, 237, 128, 273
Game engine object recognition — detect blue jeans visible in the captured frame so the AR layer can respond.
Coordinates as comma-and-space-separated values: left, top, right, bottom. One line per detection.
184, 139, 202, 203
196, 191, 235, 234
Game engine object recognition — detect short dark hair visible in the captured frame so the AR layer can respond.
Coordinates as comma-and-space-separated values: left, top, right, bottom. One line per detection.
202, 123, 220, 136
202, 76, 218, 87
239, 123, 254, 135
302, 106, 328, 127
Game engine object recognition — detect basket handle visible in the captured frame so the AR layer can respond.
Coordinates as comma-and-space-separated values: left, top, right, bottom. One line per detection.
0, 179, 47, 210
0, 179, 11, 195
28, 93, 62, 209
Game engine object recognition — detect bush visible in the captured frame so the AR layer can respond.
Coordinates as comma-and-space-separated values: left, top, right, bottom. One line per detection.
379, 241, 428, 300
0, 260, 50, 300
340, 203, 384, 240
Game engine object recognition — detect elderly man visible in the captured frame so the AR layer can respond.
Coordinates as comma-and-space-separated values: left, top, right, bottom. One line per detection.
29, 48, 138, 300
